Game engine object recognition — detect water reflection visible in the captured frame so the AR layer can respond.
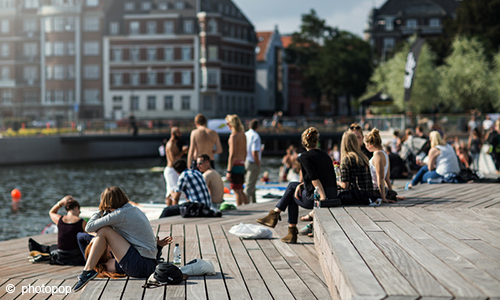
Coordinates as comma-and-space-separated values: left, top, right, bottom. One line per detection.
0, 157, 282, 241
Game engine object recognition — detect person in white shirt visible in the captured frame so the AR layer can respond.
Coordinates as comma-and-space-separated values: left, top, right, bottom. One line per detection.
244, 119, 262, 204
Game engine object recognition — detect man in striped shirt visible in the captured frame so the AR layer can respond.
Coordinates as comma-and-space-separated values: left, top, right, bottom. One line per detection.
167, 159, 211, 207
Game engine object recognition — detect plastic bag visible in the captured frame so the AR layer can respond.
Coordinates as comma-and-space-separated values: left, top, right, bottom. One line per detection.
180, 259, 216, 276
229, 223, 273, 239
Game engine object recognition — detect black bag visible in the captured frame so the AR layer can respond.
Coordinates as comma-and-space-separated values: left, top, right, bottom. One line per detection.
338, 189, 371, 206
317, 198, 341, 208
386, 190, 397, 201
49, 248, 85, 266
181, 202, 222, 218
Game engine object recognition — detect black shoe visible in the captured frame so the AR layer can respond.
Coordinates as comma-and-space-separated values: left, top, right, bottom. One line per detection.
73, 270, 98, 292
29, 254, 50, 263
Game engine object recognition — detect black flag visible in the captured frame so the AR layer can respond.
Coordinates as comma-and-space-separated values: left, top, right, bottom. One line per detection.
404, 38, 425, 102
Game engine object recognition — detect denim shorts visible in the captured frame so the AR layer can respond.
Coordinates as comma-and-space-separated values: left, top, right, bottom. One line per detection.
115, 246, 157, 278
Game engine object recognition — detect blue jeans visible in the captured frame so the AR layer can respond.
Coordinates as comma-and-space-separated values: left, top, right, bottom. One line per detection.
411, 165, 443, 185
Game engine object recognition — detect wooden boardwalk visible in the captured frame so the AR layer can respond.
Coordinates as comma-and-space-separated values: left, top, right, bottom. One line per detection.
0, 201, 330, 300
315, 182, 500, 300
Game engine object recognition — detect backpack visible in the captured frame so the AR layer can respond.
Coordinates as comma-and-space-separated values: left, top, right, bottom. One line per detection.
181, 202, 222, 218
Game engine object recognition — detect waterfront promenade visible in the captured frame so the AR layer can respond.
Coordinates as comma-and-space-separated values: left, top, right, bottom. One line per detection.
1, 182, 499, 299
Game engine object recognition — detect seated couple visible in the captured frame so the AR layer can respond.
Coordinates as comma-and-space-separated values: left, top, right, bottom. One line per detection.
73, 186, 173, 292
160, 157, 223, 218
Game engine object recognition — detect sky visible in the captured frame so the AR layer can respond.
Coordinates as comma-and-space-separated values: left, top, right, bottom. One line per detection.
233, 0, 382, 37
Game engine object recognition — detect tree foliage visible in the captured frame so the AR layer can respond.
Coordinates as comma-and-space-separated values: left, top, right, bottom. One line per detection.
286, 9, 373, 115
438, 37, 496, 112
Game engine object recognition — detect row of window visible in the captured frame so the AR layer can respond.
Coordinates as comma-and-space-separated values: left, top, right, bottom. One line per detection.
23, 0, 99, 9
111, 71, 192, 86
0, 66, 38, 81
215, 95, 254, 113
126, 19, 193, 35
124, 1, 186, 12
115, 94, 191, 111
45, 16, 100, 33
45, 41, 100, 56
45, 89, 99, 104
46, 65, 101, 80
112, 46, 191, 62
380, 17, 441, 31
221, 74, 254, 89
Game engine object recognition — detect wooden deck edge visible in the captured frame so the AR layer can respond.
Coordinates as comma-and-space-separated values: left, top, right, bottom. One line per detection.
314, 208, 386, 300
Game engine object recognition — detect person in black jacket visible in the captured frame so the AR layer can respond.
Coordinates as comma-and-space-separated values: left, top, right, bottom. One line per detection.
256, 127, 337, 243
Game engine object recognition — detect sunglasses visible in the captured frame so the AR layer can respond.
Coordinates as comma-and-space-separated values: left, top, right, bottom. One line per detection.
350, 125, 361, 130
197, 161, 204, 165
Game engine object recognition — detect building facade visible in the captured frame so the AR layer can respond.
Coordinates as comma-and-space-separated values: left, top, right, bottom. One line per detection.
364, 0, 460, 60
0, 0, 111, 122
103, 0, 257, 121
254, 27, 287, 116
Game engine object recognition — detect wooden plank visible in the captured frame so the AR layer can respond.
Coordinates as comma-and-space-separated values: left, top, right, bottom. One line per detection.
121, 278, 150, 300
314, 207, 386, 300
37, 279, 71, 300
165, 224, 185, 300
1, 278, 38, 300
210, 225, 252, 300
222, 226, 273, 300
463, 239, 500, 265
98, 277, 128, 300
359, 207, 390, 222
75, 277, 108, 300
197, 225, 228, 300
14, 277, 52, 300
184, 225, 207, 300
375, 217, 487, 299
332, 208, 419, 299
344, 207, 383, 232
0, 278, 23, 298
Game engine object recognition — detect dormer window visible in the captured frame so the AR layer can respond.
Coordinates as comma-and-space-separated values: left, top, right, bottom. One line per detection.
385, 17, 394, 31
175, 1, 184, 10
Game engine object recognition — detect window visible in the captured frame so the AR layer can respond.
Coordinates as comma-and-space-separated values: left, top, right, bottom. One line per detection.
208, 46, 218, 61
54, 90, 64, 103
407, 19, 417, 28
237, 27, 241, 39
164, 21, 173, 34
147, 21, 156, 34
87, 0, 98, 6
84, 65, 100, 79
84, 89, 100, 104
385, 17, 394, 31
53, 17, 64, 31
207, 19, 217, 34
217, 96, 223, 111
23, 66, 37, 80
23, 43, 37, 57
45, 90, 52, 103
383, 37, 395, 51
164, 71, 173, 85
207, 70, 217, 85
66, 17, 75, 31
181, 71, 191, 85
203, 95, 212, 110
45, 42, 52, 56
53, 42, 64, 56
45, 65, 53, 79
113, 73, 122, 86
184, 20, 193, 34
131, 72, 139, 85
147, 96, 156, 110
67, 65, 75, 79
25, 0, 39, 9
84, 41, 100, 55
110, 22, 119, 35
164, 47, 173, 61
1, 90, 12, 104
113, 49, 122, 61
1, 67, 9, 80
175, 1, 184, 9
53, 65, 64, 80
230, 25, 235, 37
44, 17, 52, 32
147, 47, 156, 61
24, 91, 38, 104
84, 17, 100, 32
1, 20, 9, 33
182, 46, 191, 61
67, 90, 74, 103
130, 21, 140, 35
181, 95, 190, 110
23, 19, 37, 32
1, 43, 9, 57
124, 2, 134, 11
130, 96, 139, 110
113, 96, 122, 102
158, 2, 168, 10
147, 72, 156, 85
67, 42, 75, 55
142, 2, 151, 10
164, 96, 173, 110
130, 48, 139, 61
430, 18, 440, 27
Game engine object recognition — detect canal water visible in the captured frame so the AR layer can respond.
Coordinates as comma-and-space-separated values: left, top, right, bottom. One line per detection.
0, 157, 283, 242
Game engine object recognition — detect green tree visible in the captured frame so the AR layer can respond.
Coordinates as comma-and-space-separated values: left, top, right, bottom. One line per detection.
490, 51, 500, 111
438, 37, 496, 112
361, 42, 440, 114
286, 10, 373, 115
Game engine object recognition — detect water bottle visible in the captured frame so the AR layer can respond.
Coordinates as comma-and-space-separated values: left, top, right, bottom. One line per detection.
427, 177, 443, 184
314, 187, 320, 209
173, 243, 181, 265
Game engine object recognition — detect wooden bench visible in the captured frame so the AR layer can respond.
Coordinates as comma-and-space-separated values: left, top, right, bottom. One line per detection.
314, 183, 500, 300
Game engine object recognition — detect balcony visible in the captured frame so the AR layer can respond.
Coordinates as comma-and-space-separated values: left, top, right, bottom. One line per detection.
0, 79, 15, 88
401, 25, 443, 35
38, 4, 81, 16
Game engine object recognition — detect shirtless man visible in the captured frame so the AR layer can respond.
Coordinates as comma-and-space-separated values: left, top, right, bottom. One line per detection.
197, 154, 224, 211
164, 127, 188, 205
187, 114, 222, 169
225, 114, 248, 206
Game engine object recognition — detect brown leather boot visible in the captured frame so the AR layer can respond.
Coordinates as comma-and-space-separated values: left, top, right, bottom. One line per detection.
256, 210, 281, 228
281, 227, 298, 243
